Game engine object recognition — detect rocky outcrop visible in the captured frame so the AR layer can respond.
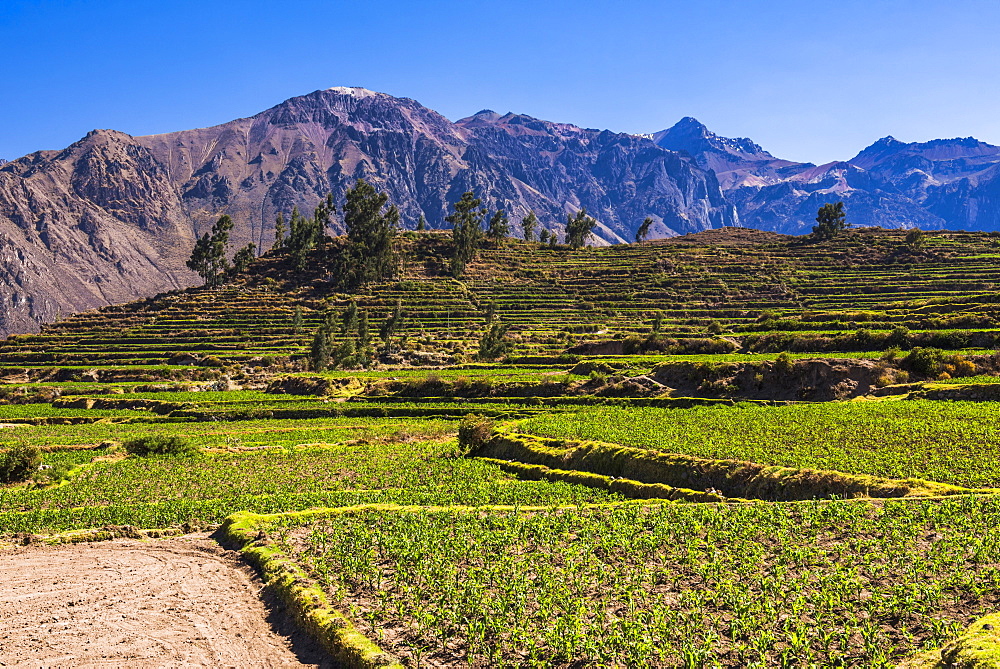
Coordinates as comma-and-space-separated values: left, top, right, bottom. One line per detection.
650, 357, 896, 401
0, 130, 196, 334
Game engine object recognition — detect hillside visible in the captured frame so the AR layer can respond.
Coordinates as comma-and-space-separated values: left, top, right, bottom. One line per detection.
0, 87, 734, 337
4, 226, 1000, 386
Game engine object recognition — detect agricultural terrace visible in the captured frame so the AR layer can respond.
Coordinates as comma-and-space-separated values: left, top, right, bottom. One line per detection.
3, 227, 1000, 666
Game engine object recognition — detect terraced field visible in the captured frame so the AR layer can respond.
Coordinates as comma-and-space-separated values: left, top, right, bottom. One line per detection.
3, 227, 1000, 666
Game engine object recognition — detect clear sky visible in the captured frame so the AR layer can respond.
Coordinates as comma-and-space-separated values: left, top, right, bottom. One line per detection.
2, 0, 999, 164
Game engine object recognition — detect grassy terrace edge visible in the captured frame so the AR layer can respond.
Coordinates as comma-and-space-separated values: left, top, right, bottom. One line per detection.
473, 428, 992, 501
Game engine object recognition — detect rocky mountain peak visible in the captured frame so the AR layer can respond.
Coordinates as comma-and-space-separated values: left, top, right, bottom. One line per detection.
653, 117, 772, 161
324, 86, 380, 98
672, 116, 711, 136
454, 109, 505, 127
849, 136, 910, 169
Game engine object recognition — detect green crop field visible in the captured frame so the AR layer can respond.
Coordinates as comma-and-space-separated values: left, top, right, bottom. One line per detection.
274, 497, 1000, 666
521, 401, 1000, 488
3, 228, 1000, 666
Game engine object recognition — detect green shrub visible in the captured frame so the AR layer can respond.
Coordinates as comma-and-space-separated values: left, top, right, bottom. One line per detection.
621, 336, 643, 355
774, 352, 794, 376
0, 444, 41, 483
123, 435, 198, 457
903, 347, 946, 378
457, 414, 495, 451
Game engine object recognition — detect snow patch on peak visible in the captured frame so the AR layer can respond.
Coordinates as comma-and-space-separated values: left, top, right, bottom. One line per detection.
326, 86, 378, 98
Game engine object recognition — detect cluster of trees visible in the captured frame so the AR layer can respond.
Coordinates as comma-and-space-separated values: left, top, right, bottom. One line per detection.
189, 178, 403, 289
186, 215, 257, 287
273, 195, 333, 270
309, 298, 406, 371
189, 180, 624, 288
444, 192, 602, 277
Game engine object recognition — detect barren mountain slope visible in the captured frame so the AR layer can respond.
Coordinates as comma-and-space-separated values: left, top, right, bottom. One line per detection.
0, 129, 196, 334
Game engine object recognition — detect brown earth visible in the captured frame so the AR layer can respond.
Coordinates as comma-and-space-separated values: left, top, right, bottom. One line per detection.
0, 534, 332, 668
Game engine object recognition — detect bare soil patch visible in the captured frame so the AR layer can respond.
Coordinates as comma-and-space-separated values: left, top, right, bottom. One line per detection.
0, 534, 331, 668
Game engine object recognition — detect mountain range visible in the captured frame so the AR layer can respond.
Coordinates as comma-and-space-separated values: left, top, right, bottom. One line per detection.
0, 85, 998, 335
654, 117, 1000, 233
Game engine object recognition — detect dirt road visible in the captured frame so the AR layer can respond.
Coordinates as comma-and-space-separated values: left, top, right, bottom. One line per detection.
0, 534, 330, 667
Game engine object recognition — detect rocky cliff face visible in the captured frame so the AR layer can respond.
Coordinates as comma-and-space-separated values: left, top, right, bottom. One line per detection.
654, 118, 1000, 234
454, 111, 735, 241
0, 87, 735, 335
0, 130, 196, 334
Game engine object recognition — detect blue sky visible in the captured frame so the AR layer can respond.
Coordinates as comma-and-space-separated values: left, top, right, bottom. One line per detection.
2, 0, 998, 164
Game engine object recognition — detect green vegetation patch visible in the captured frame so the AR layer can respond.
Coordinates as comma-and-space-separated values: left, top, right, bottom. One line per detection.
474, 430, 978, 501
269, 497, 1000, 667
0, 431, 626, 534
522, 401, 1000, 488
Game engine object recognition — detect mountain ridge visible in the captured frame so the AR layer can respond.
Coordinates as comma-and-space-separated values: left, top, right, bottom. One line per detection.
2, 86, 1000, 337
652, 118, 1000, 233
0, 87, 735, 336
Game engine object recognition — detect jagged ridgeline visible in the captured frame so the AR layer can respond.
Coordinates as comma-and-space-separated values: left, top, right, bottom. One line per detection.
4, 222, 1000, 390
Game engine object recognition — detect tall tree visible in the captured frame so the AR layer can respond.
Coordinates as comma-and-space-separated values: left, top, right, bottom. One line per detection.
231, 242, 257, 276
187, 215, 235, 287
486, 209, 510, 241
343, 178, 400, 284
309, 317, 334, 371
521, 210, 538, 242
636, 216, 654, 243
566, 208, 597, 249
416, 214, 427, 231
446, 191, 486, 277
379, 300, 405, 354
341, 299, 359, 335
286, 196, 334, 271
812, 201, 848, 240
357, 311, 371, 349
273, 212, 286, 250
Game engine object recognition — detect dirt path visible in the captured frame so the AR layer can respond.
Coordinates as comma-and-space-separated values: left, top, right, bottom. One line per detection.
0, 534, 331, 667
